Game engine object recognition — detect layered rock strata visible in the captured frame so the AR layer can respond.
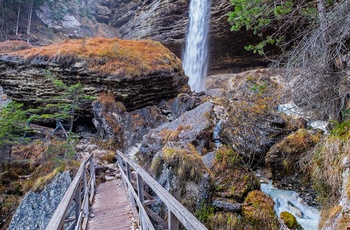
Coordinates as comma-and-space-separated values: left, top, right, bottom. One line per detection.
0, 38, 190, 116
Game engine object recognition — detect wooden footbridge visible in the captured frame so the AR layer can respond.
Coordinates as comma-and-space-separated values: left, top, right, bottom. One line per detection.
46, 151, 207, 230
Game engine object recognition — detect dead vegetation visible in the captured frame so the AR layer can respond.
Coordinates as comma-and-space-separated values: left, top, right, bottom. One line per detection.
0, 40, 32, 54
12, 38, 182, 77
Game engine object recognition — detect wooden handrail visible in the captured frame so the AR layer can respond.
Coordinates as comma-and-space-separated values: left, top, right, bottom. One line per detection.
116, 150, 208, 230
46, 154, 95, 230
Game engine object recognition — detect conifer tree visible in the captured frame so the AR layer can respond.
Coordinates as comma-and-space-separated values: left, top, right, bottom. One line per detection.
0, 101, 28, 170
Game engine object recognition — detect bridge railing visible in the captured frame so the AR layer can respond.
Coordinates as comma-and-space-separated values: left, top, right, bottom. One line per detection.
116, 150, 208, 230
46, 154, 95, 230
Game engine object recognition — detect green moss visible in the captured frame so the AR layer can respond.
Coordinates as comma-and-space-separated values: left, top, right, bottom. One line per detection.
280, 211, 302, 229
195, 203, 215, 222
242, 190, 279, 229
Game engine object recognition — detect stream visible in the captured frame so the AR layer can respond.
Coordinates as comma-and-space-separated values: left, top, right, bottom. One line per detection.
261, 182, 320, 230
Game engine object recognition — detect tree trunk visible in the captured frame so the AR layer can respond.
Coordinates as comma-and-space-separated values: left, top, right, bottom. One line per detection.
69, 98, 77, 133
27, 0, 33, 36
15, 1, 21, 37
0, 0, 3, 39
7, 145, 11, 171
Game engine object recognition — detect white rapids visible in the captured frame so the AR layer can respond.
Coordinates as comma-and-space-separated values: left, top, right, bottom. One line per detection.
261, 182, 320, 230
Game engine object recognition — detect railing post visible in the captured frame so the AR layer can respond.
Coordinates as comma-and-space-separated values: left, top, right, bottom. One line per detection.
137, 174, 144, 204
126, 162, 136, 207
83, 168, 89, 218
126, 162, 131, 182
89, 157, 95, 204
75, 181, 82, 227
168, 210, 179, 230
137, 174, 147, 230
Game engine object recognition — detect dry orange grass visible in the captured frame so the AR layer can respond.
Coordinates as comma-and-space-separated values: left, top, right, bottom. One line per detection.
13, 38, 182, 77
0, 40, 32, 54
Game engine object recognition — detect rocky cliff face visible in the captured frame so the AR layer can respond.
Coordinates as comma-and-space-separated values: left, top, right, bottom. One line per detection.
2, 0, 267, 71
95, 0, 268, 70
0, 39, 190, 118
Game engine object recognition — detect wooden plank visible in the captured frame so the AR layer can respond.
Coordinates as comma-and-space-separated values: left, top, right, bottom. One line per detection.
116, 151, 207, 230
168, 210, 179, 230
119, 164, 155, 230
87, 179, 134, 230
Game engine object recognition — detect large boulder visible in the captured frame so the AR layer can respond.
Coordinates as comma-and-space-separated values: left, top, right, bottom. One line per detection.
265, 129, 323, 181
0, 38, 190, 118
8, 171, 71, 230
135, 102, 214, 215
138, 102, 214, 163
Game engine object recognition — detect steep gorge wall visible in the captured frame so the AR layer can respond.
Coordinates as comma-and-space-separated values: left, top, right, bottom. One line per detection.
2, 0, 267, 71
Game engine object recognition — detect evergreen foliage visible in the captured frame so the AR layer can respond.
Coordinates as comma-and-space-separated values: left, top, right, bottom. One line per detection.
0, 101, 28, 151
29, 70, 93, 132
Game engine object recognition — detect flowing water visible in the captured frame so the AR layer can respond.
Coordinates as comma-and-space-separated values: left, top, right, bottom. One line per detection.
182, 0, 210, 92
213, 120, 222, 148
261, 182, 320, 229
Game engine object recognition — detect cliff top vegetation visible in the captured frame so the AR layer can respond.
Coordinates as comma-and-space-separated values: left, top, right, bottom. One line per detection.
0, 40, 32, 54
8, 38, 182, 77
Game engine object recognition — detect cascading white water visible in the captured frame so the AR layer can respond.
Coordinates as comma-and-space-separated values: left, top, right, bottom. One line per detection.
261, 182, 320, 229
182, 0, 210, 92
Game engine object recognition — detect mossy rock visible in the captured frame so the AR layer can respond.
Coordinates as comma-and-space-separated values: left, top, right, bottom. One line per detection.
242, 190, 279, 230
213, 146, 260, 202
266, 128, 323, 180
280, 211, 302, 229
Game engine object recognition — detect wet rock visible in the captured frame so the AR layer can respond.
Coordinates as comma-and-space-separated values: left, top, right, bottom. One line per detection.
113, 0, 269, 70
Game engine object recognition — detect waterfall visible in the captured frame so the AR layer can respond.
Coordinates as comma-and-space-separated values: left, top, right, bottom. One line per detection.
182, 0, 210, 92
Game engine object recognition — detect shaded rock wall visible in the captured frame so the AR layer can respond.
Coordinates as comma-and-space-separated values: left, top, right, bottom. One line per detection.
8, 171, 71, 230
109, 0, 268, 70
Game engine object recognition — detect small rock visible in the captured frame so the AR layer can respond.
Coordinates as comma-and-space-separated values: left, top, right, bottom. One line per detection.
212, 197, 242, 212
105, 175, 114, 181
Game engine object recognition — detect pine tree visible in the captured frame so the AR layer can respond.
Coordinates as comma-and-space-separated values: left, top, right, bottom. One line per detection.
0, 101, 28, 170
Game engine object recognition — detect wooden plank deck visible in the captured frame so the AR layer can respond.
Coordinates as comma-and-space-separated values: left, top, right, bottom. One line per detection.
87, 178, 135, 230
